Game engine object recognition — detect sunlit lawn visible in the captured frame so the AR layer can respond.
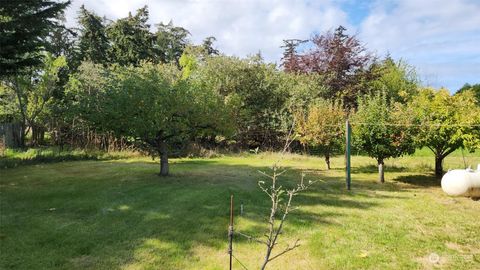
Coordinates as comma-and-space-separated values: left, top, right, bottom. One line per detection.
1, 151, 479, 269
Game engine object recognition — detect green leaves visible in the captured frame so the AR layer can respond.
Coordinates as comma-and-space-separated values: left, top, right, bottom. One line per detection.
294, 99, 345, 157
191, 55, 289, 147
412, 88, 480, 155
353, 92, 417, 162
368, 57, 419, 104
65, 61, 230, 156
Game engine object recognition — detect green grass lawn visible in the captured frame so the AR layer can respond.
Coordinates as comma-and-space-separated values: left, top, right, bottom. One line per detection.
1, 152, 479, 269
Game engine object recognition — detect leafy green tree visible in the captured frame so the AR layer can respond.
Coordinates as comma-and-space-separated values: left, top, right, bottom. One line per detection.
353, 93, 417, 183
107, 6, 155, 65
77, 5, 109, 64
456, 83, 480, 105
294, 99, 345, 169
155, 21, 190, 64
369, 56, 419, 104
0, 0, 69, 76
193, 55, 289, 148
283, 72, 328, 112
63, 61, 109, 133
68, 62, 229, 175
412, 88, 480, 177
179, 46, 204, 79
0, 84, 19, 123
46, 15, 79, 115
3, 54, 67, 146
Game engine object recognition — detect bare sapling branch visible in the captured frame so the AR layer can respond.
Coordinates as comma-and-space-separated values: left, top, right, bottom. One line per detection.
235, 121, 317, 269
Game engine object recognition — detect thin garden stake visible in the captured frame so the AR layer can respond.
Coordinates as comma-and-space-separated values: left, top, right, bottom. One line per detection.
228, 195, 234, 270
346, 119, 351, 190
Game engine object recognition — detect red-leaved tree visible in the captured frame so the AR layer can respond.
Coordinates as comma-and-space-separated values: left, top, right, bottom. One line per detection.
282, 26, 376, 109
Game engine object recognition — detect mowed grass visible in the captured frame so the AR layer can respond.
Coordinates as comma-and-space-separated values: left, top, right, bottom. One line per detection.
0, 151, 479, 269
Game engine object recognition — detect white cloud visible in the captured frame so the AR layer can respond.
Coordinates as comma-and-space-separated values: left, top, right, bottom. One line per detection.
359, 0, 480, 90
65, 0, 349, 63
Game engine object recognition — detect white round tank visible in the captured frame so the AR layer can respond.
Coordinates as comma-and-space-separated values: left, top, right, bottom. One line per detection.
441, 165, 480, 197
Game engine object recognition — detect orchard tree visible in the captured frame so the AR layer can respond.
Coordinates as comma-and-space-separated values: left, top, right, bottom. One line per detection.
0, 0, 69, 76
412, 88, 480, 177
353, 93, 417, 183
294, 99, 344, 169
98, 62, 229, 176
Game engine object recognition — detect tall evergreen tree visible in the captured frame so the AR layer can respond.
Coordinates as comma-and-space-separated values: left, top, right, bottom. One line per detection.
280, 39, 306, 72
77, 5, 109, 64
155, 21, 190, 64
0, 0, 70, 76
202, 36, 219, 56
107, 6, 154, 65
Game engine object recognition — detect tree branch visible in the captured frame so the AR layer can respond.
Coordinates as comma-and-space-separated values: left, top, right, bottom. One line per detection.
267, 239, 301, 262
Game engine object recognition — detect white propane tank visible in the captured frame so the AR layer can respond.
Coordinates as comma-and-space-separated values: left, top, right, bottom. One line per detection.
441, 164, 480, 197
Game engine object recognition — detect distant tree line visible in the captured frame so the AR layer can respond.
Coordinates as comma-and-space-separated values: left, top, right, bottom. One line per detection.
1, 1, 479, 177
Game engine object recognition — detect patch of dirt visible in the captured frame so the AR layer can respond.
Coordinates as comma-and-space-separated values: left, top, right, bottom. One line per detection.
70, 255, 96, 268
415, 253, 448, 270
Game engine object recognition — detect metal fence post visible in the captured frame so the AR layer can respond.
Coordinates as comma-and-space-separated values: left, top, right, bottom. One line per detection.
346, 119, 351, 190
228, 195, 234, 270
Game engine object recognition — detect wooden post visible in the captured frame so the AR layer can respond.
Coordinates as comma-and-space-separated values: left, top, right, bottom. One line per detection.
228, 195, 234, 270
346, 119, 351, 190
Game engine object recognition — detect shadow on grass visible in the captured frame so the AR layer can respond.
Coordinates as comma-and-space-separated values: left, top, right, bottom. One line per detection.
393, 174, 440, 188
352, 164, 409, 174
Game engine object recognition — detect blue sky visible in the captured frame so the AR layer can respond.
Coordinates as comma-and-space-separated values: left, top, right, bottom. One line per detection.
64, 0, 480, 92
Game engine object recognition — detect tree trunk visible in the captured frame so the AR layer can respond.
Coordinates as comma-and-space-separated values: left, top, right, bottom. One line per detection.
378, 159, 385, 183
39, 128, 44, 144
435, 155, 443, 178
32, 125, 38, 146
325, 153, 331, 170
260, 246, 273, 270
31, 124, 44, 146
19, 123, 26, 148
159, 140, 169, 176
